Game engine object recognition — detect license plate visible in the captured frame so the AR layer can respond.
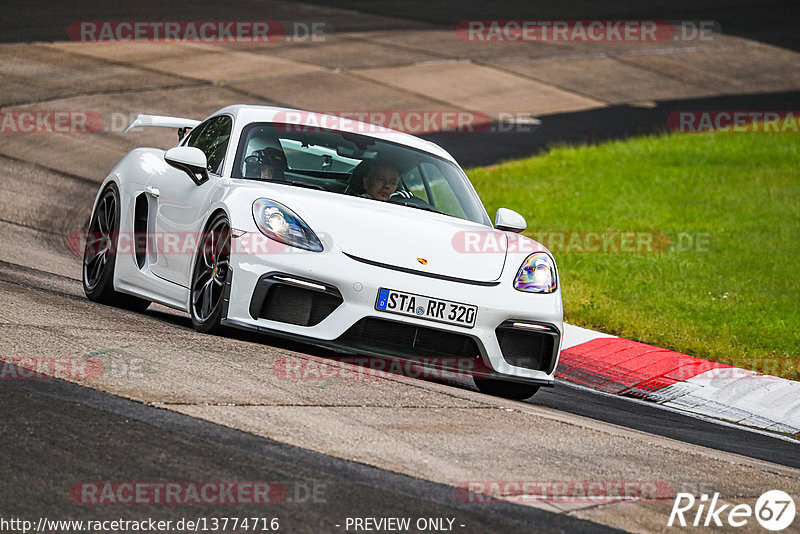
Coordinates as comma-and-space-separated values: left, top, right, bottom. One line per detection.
375, 288, 477, 328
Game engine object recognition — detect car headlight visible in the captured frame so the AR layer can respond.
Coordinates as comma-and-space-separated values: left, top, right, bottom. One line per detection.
513, 253, 557, 293
252, 199, 323, 252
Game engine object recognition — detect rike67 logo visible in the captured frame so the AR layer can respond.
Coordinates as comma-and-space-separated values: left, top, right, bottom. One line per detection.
668, 490, 796, 531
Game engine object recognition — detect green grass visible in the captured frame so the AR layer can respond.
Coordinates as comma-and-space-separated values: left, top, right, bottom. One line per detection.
467, 131, 799, 377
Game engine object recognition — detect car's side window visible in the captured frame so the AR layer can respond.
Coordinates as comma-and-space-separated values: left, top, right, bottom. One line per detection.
184, 116, 233, 175
401, 166, 430, 203
420, 162, 468, 218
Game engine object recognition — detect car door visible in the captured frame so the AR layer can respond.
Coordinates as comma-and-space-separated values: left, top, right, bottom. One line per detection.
148, 115, 233, 287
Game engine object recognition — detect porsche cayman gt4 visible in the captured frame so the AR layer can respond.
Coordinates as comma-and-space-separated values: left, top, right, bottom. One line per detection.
82, 105, 562, 399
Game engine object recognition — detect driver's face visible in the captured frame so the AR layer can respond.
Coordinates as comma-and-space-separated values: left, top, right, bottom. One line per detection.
260, 165, 275, 180
364, 167, 400, 201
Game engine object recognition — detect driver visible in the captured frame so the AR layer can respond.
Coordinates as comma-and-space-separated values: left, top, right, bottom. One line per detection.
362, 164, 402, 201
258, 160, 283, 181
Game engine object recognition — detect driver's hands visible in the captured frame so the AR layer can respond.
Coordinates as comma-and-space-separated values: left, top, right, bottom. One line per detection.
390, 190, 413, 199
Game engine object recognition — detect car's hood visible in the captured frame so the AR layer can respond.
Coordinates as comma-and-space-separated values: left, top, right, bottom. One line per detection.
263, 184, 507, 283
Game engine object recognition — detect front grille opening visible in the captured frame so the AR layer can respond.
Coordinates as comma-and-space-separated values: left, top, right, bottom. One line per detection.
258, 284, 342, 326
338, 318, 481, 360
495, 327, 557, 373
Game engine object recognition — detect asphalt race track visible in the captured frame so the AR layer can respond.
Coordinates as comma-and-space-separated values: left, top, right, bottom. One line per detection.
1, 377, 619, 533
1, 1, 799, 533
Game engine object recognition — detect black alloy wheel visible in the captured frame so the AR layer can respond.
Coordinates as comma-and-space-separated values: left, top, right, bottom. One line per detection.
190, 213, 231, 333
82, 184, 150, 311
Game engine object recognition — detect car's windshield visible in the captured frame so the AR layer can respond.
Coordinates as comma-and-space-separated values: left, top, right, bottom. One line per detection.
231, 122, 491, 225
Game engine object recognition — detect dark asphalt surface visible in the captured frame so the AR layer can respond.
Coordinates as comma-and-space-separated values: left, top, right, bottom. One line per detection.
422, 89, 800, 167
310, 0, 800, 52
532, 382, 800, 469
3, 0, 798, 51
2, 0, 798, 169
0, 377, 622, 534
151, 323, 800, 470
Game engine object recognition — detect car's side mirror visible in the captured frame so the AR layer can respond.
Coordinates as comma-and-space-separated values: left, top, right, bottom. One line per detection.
164, 146, 209, 185
495, 208, 527, 233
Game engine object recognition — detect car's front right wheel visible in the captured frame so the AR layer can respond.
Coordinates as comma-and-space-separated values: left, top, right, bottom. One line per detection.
190, 212, 231, 334
474, 377, 540, 400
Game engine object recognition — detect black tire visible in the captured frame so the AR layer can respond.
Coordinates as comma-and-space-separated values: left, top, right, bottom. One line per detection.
474, 377, 540, 400
82, 184, 151, 312
189, 212, 231, 334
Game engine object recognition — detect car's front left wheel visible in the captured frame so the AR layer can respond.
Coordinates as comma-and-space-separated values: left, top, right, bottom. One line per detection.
190, 212, 231, 334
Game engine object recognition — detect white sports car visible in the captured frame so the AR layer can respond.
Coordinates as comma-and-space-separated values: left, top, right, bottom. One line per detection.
83, 105, 562, 399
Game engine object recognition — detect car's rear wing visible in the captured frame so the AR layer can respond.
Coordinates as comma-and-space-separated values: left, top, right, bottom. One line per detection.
124, 114, 201, 140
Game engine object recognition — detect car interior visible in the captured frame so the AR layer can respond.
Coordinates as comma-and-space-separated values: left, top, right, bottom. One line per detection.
231, 123, 484, 223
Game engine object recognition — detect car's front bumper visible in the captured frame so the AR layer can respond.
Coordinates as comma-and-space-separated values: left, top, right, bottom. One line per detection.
222, 236, 563, 385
